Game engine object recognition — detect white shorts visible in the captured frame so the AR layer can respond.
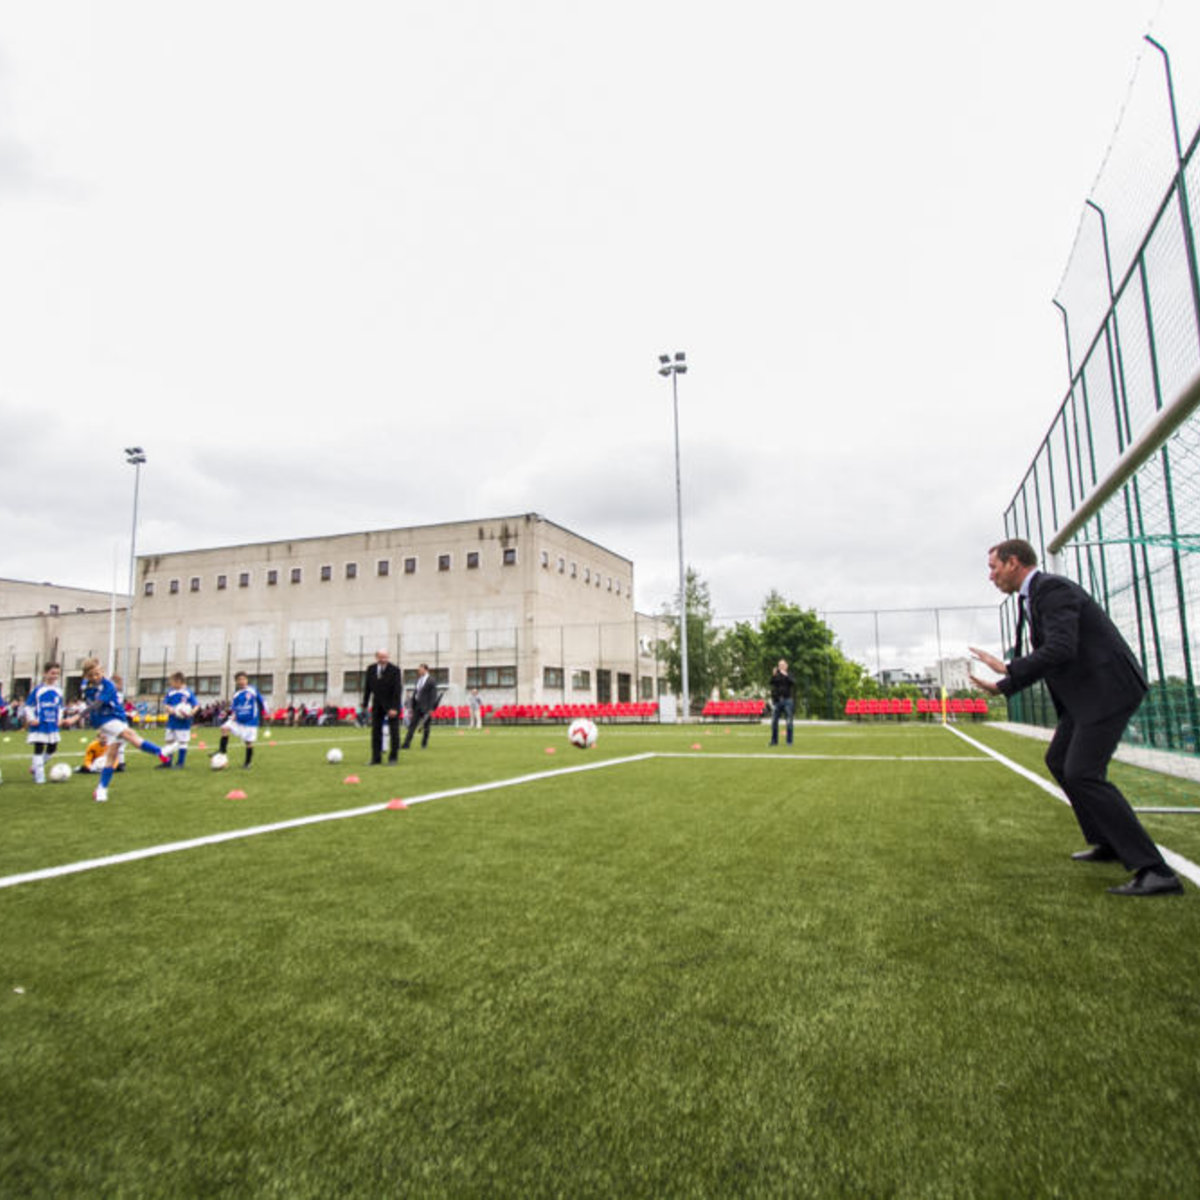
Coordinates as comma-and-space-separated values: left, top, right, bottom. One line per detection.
98, 718, 130, 744
221, 720, 258, 744
165, 727, 193, 748
26, 729, 61, 746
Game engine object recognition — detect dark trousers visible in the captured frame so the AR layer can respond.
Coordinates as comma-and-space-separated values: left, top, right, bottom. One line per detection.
402, 711, 431, 749
770, 698, 794, 745
1045, 703, 1164, 871
370, 709, 400, 763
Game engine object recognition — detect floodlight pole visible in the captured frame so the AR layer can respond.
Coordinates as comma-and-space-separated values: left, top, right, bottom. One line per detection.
123, 447, 146, 686
658, 351, 690, 722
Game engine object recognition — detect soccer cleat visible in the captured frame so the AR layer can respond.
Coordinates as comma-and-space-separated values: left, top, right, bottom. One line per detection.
93, 787, 109, 803
159, 753, 172, 766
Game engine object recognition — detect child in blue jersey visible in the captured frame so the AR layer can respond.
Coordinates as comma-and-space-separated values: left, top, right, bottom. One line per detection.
25, 662, 66, 784
80, 657, 171, 802
219, 672, 267, 768
162, 671, 199, 769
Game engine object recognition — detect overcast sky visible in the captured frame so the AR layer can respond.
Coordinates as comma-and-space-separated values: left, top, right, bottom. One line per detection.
3, 0, 1198, 667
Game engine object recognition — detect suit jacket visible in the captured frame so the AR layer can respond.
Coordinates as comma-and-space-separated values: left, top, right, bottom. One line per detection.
363, 662, 402, 712
410, 673, 438, 717
998, 571, 1147, 723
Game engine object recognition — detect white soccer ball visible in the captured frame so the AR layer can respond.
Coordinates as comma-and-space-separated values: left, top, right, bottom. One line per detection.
210, 753, 229, 770
49, 762, 72, 783
326, 747, 344, 764
567, 718, 598, 750
174, 702, 195, 719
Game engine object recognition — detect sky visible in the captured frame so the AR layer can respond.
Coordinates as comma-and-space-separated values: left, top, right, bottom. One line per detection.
2, 0, 1199, 669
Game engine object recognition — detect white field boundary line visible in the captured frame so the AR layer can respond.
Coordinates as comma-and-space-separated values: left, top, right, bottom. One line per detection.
945, 725, 1200, 887
655, 752, 994, 762
0, 752, 655, 892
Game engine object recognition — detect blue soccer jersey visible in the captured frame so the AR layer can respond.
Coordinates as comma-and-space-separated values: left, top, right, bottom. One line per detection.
83, 676, 126, 727
165, 687, 199, 730
229, 686, 266, 727
26, 684, 65, 737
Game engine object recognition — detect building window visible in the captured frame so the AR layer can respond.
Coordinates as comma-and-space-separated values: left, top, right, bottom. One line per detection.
606, 577, 612, 591
291, 567, 302, 584
169, 579, 180, 595
288, 671, 328, 693
467, 551, 480, 569
194, 675, 222, 696
571, 670, 591, 691
503, 548, 517, 566
615, 581, 621, 595
438, 554, 451, 572
139, 676, 167, 695
267, 569, 278, 586
557, 557, 565, 573
541, 551, 549, 568
570, 562, 577, 578
246, 673, 274, 695
320, 564, 332, 582
217, 575, 228, 590
343, 670, 364, 694
239, 572, 250, 588
377, 559, 390, 577
584, 568, 591, 583
345, 562, 358, 580
467, 665, 517, 689
640, 676, 655, 700
544, 666, 564, 689
404, 557, 417, 574
144, 581, 155, 597
48, 604, 59, 615
190, 577, 201, 592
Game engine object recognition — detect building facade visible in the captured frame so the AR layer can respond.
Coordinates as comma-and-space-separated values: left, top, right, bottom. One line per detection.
3, 514, 667, 711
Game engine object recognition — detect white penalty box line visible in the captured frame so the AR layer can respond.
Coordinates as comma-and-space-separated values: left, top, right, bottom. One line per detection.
0, 752, 656, 892
945, 725, 1200, 888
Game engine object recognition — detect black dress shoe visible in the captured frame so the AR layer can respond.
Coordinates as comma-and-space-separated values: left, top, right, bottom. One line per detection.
1072, 845, 1119, 862
1108, 868, 1184, 897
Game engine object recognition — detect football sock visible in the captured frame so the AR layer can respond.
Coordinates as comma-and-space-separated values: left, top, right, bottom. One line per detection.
100, 766, 115, 788
219, 736, 230, 754
177, 749, 187, 767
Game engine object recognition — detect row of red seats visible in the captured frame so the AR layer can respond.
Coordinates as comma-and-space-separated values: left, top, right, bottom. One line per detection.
701, 699, 767, 719
431, 704, 496, 722
489, 702, 659, 723
845, 697, 989, 718
845, 698, 914, 716
916, 698, 989, 715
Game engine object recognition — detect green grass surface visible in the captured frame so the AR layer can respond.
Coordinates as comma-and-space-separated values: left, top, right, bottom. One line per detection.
3, 722, 1200, 1196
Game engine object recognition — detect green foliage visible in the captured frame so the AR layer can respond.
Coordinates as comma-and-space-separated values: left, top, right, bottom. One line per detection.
657, 567, 729, 714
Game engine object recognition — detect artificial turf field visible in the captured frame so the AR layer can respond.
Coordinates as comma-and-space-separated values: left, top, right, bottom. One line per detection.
3, 720, 1200, 1197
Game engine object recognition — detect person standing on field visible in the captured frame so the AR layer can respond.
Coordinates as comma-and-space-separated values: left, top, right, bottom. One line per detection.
363, 649, 402, 765
769, 659, 795, 746
403, 663, 439, 750
969, 537, 1182, 897
25, 663, 66, 784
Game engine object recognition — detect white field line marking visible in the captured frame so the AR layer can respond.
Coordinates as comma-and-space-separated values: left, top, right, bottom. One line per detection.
655, 752, 993, 762
945, 724, 1200, 887
0, 752, 655, 892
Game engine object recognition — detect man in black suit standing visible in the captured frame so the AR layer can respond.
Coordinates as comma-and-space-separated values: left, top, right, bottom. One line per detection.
363, 649, 402, 766
402, 662, 439, 750
969, 538, 1181, 897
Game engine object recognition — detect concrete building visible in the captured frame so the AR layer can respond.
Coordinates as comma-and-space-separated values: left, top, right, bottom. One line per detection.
2, 514, 668, 712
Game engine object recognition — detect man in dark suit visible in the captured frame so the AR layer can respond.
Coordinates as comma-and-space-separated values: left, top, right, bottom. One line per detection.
363, 649, 402, 765
969, 538, 1181, 896
402, 662, 439, 750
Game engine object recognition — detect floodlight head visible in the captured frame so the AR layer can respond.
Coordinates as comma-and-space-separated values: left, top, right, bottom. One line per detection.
658, 354, 671, 366
674, 352, 686, 364
124, 446, 146, 465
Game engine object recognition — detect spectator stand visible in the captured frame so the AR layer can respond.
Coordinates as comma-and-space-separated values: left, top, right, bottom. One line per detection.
700, 699, 767, 723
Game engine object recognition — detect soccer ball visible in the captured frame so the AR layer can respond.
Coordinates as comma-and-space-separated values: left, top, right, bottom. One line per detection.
174, 702, 195, 719
567, 718, 598, 749
210, 753, 229, 770
49, 762, 72, 783
326, 747, 344, 764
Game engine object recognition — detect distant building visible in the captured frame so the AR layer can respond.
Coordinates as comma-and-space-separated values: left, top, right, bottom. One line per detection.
1, 514, 668, 710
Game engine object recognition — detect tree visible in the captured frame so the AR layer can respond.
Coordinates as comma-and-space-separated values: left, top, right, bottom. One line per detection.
658, 567, 729, 714
757, 593, 873, 718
